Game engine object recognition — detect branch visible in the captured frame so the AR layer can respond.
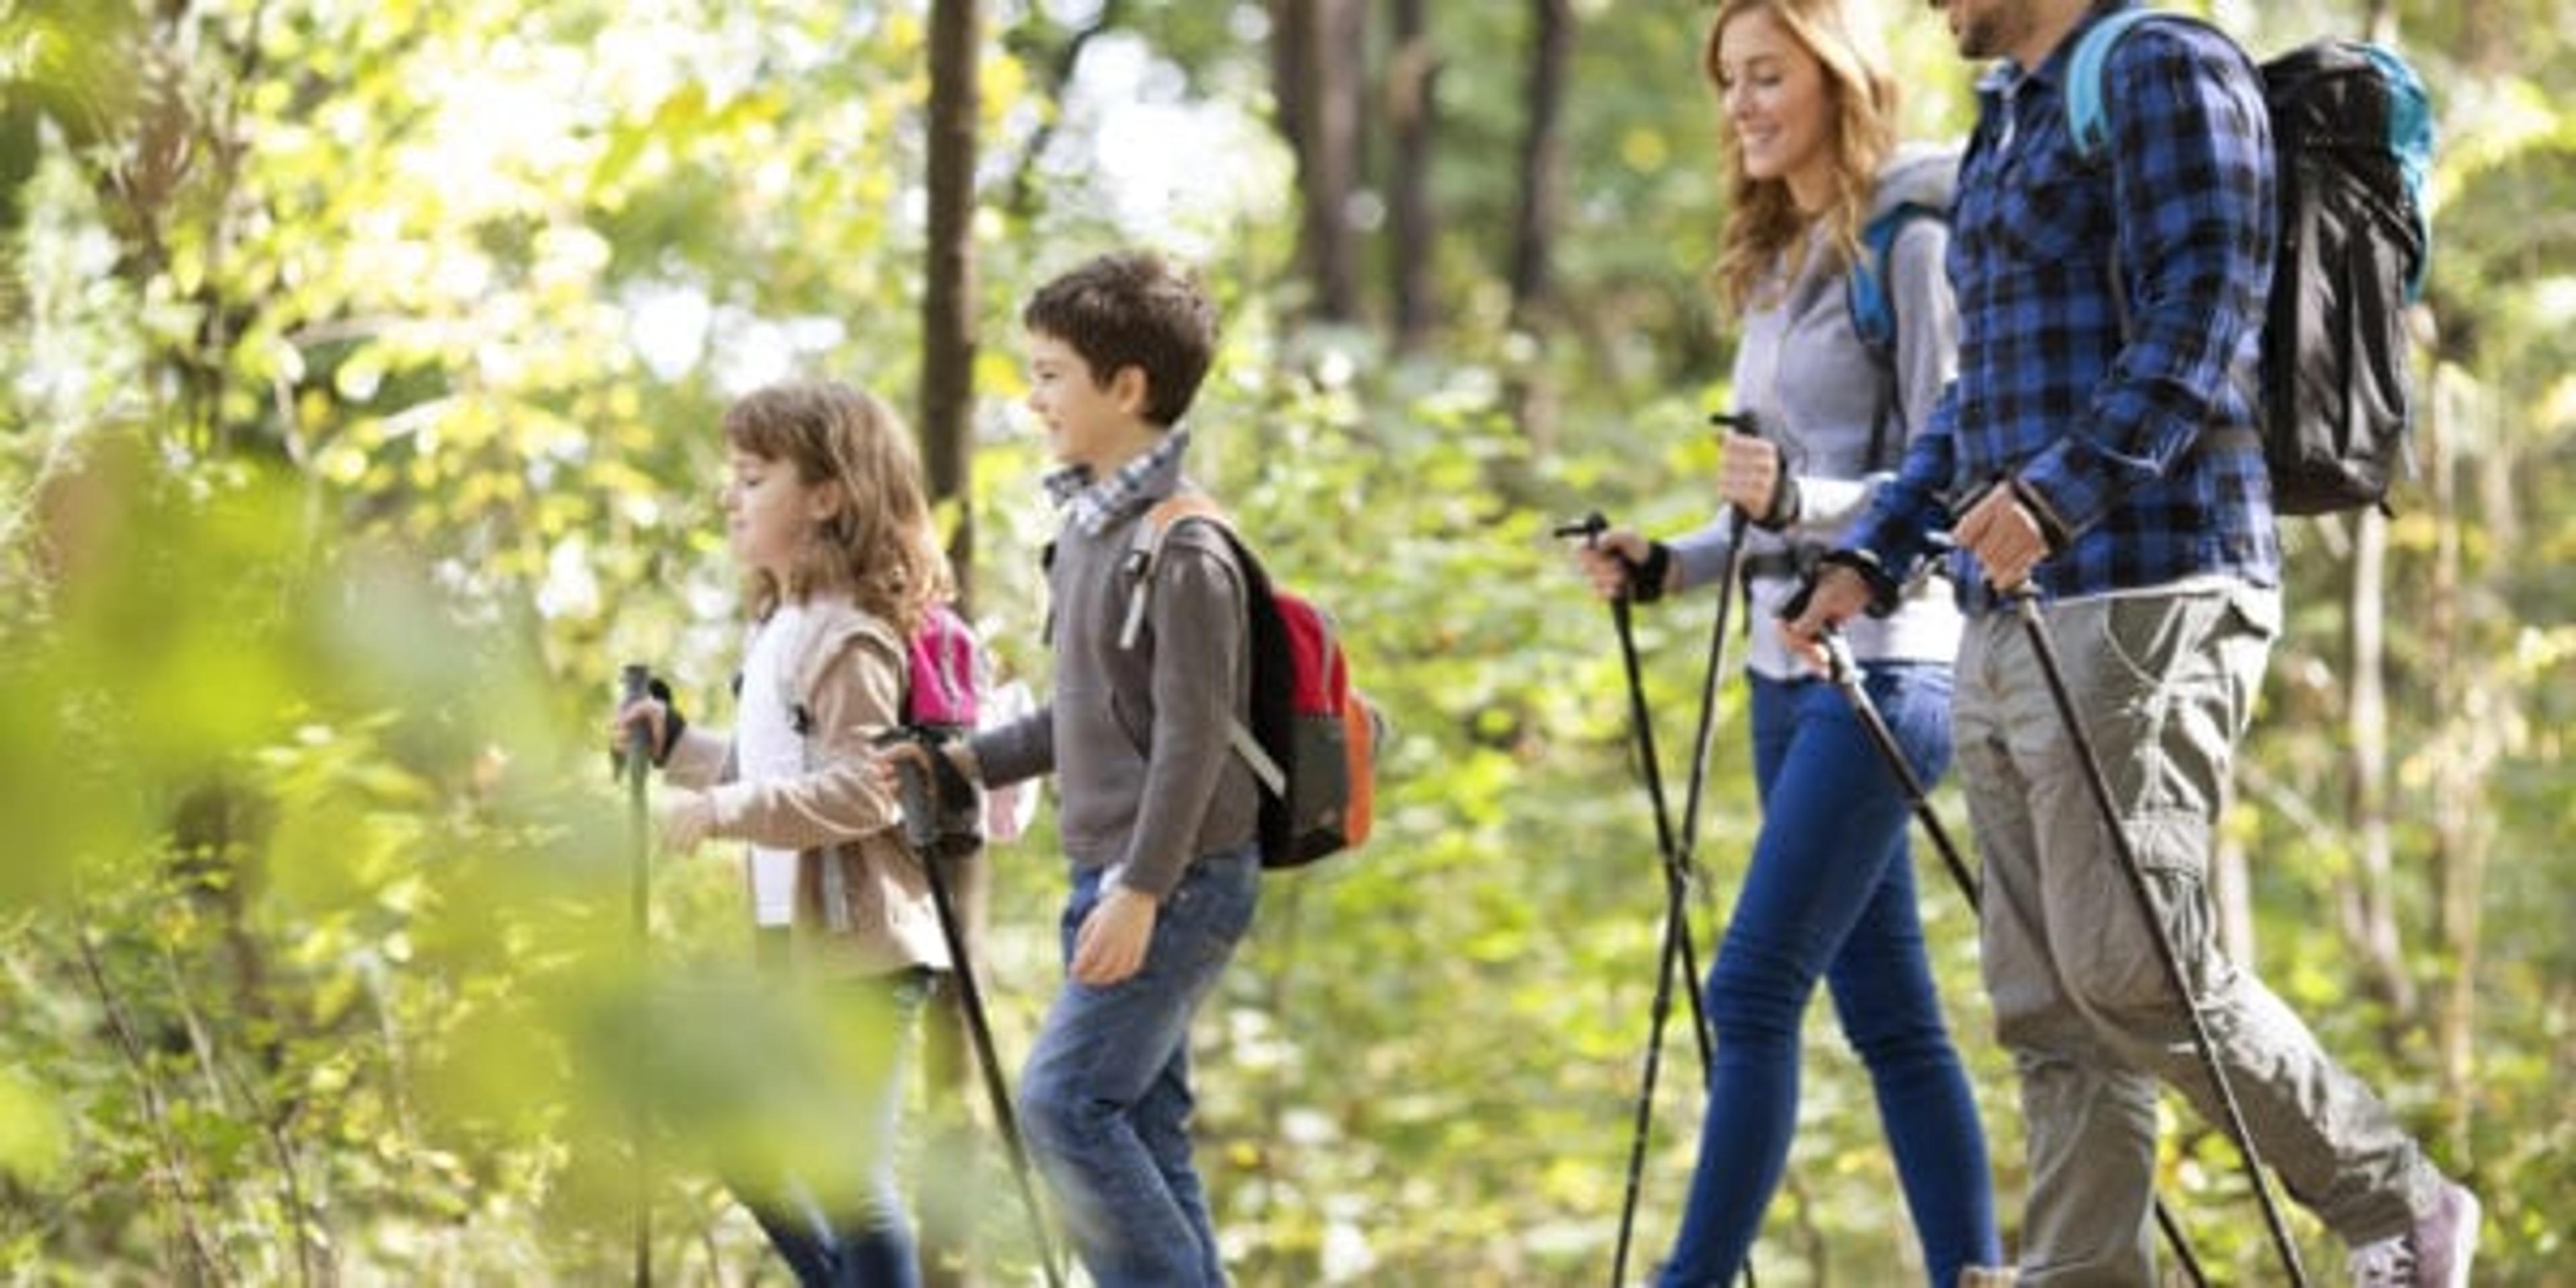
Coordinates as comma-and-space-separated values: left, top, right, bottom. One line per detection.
76, 925, 233, 1283
1001, 0, 1132, 218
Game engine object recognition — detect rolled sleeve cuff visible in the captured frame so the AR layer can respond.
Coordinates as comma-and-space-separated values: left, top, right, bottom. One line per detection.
2017, 441, 2113, 544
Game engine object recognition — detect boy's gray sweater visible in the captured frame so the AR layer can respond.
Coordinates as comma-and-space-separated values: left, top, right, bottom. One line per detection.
1674, 144, 1966, 682
970, 449, 1260, 900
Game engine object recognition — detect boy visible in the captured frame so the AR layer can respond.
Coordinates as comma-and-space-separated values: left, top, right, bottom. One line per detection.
934, 250, 1260, 1287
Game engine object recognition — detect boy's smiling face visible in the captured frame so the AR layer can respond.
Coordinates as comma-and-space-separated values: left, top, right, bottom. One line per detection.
1026, 329, 1157, 472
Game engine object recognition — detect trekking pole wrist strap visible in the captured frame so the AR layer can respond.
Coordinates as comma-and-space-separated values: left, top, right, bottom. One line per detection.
1627, 541, 1673, 603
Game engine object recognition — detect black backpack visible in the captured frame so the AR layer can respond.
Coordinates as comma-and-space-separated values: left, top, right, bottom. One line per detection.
2068, 9, 2436, 515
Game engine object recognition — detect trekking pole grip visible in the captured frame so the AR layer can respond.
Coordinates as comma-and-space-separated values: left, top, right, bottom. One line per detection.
619, 663, 652, 777
1551, 511, 1609, 545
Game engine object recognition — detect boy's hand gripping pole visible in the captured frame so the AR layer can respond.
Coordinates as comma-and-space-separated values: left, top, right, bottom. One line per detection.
877, 730, 1067, 1288
617, 663, 654, 1287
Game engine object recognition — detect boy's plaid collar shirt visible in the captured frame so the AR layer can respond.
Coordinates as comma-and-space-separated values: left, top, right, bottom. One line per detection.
1854, 12, 2281, 611
1044, 428, 1192, 537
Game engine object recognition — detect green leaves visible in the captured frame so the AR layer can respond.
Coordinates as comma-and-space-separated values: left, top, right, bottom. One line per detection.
3, 0, 2573, 1280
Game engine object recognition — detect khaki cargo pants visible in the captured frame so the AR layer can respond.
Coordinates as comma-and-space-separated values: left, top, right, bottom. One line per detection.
1953, 582, 2440, 1284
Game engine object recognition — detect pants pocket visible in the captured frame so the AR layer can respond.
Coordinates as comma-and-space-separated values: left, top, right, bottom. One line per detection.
1157, 853, 1258, 965
2065, 810, 2217, 1010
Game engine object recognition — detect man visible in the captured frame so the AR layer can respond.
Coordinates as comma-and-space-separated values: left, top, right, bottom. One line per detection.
1784, 1, 2479, 1283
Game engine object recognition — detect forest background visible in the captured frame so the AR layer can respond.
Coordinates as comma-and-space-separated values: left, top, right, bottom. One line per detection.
3, 0, 2569, 1283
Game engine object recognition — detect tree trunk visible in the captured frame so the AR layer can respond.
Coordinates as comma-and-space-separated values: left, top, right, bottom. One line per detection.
2451, 0, 2508, 72
1271, 0, 1364, 321
1507, 0, 1572, 448
2359, 0, 2397, 44
917, 7, 987, 1284
1387, 0, 1438, 351
1509, 0, 1570, 323
2423, 345, 2494, 1164
920, 0, 981, 610
2341, 508, 2418, 1026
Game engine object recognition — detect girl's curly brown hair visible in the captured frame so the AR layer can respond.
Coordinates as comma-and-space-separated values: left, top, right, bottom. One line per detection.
722, 380, 951, 637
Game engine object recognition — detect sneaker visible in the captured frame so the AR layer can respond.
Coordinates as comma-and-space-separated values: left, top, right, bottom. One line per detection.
2348, 1179, 2480, 1288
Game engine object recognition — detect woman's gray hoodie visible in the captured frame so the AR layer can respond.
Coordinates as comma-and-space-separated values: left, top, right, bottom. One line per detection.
1671, 144, 1964, 682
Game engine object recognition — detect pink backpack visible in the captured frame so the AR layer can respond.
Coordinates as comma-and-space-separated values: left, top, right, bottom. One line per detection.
905, 603, 980, 729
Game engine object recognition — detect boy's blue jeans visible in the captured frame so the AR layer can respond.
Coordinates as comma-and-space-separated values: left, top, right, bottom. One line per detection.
1020, 845, 1260, 1288
1659, 665, 1999, 1287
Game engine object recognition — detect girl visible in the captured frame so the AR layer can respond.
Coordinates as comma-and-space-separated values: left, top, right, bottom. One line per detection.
617, 379, 953, 1287
1574, 1, 2005, 1283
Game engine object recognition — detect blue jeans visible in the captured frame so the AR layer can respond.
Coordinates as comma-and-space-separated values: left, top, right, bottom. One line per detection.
1020, 845, 1259, 1288
738, 967, 930, 1288
1659, 665, 1999, 1287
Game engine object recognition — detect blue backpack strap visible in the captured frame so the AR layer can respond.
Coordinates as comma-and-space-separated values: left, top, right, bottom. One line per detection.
1846, 201, 1943, 470
1847, 202, 1940, 360
2065, 7, 2167, 158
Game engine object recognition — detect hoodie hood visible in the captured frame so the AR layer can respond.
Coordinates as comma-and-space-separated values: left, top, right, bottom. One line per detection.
1870, 142, 1962, 219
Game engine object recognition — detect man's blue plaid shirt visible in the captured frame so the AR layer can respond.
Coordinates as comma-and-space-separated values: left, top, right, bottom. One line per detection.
1845, 5, 2282, 613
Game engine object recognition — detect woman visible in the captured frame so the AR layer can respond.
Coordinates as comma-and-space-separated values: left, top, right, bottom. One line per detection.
1575, 2, 2003, 1283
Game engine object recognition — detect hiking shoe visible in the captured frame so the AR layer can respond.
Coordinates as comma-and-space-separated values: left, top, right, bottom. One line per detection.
2348, 1179, 2480, 1288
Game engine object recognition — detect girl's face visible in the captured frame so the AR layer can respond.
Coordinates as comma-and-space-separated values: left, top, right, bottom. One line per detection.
1715, 7, 1835, 206
1024, 329, 1145, 472
722, 447, 837, 580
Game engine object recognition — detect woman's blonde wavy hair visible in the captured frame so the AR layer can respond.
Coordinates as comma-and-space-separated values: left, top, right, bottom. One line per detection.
722, 380, 952, 637
1705, 0, 1901, 317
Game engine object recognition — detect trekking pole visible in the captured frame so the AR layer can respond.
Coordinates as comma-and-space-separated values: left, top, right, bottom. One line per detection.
1672, 415, 1758, 892
1554, 512, 1717, 1288
881, 731, 1067, 1288
1813, 629, 2210, 1287
1656, 415, 1770, 1288
2004, 588, 2310, 1287
617, 663, 655, 1288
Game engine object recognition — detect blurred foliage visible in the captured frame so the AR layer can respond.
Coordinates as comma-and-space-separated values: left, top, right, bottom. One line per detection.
2, 0, 2570, 1284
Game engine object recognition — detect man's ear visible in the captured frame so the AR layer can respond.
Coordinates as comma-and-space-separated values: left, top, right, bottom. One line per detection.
1108, 363, 1153, 417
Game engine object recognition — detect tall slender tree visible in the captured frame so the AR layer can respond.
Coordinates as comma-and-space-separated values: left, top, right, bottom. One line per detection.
922, 0, 981, 606
917, 6, 996, 1285
1387, 0, 1439, 351
1271, 0, 1366, 321
1507, 0, 1572, 445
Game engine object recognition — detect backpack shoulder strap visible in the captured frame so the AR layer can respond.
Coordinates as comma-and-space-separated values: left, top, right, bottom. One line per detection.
1120, 492, 1234, 649
2065, 7, 2171, 159
1846, 202, 1940, 364
1847, 201, 1943, 470
780, 600, 904, 735
1117, 494, 1287, 799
